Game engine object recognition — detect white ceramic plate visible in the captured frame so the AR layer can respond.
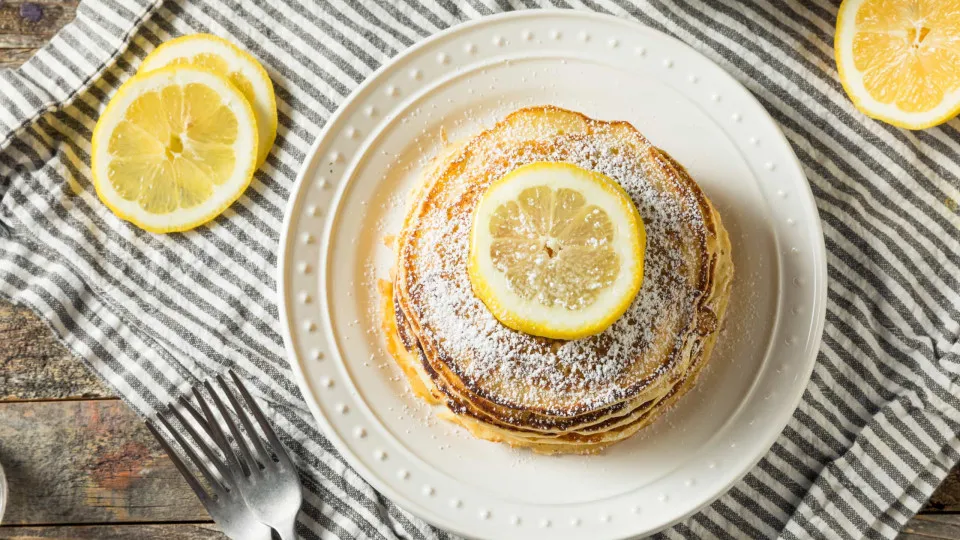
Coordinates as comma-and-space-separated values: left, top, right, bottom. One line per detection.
279, 11, 827, 540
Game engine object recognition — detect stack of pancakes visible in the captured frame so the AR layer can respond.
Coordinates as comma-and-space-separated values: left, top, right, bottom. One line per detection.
383, 106, 733, 454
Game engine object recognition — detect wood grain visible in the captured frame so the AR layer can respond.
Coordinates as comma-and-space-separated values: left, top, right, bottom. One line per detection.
0, 0, 79, 65
0, 399, 210, 524
0, 524, 227, 539
899, 514, 960, 540
927, 470, 960, 512
0, 48, 39, 68
0, 304, 111, 401
0, 1, 78, 41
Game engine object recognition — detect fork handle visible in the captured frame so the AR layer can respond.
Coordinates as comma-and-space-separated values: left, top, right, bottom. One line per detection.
275, 522, 297, 540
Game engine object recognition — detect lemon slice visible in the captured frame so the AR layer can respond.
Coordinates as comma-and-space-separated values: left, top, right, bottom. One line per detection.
140, 33, 277, 166
836, 0, 960, 129
91, 67, 258, 233
468, 162, 646, 340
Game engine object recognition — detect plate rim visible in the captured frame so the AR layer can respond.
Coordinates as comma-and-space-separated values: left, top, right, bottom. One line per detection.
278, 9, 828, 539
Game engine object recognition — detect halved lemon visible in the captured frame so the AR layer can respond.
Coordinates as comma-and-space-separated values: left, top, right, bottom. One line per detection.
140, 33, 277, 166
468, 162, 646, 340
836, 0, 960, 129
91, 67, 258, 233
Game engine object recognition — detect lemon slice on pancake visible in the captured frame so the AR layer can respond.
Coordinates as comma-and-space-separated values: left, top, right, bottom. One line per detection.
140, 33, 277, 166
836, 0, 960, 129
91, 67, 258, 233
468, 162, 646, 340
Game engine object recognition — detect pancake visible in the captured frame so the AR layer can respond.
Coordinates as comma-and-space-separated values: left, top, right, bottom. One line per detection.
385, 106, 733, 454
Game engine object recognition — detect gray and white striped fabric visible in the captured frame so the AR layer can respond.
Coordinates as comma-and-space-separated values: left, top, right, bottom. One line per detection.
1, 1, 957, 538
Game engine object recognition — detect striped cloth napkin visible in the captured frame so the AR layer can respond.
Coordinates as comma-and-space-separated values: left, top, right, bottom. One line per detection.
1, 1, 957, 538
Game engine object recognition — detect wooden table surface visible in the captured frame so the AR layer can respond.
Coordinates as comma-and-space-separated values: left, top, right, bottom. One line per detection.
0, 3, 958, 539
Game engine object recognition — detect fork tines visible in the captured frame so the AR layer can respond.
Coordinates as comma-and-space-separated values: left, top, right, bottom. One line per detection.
146, 370, 288, 498
147, 371, 289, 540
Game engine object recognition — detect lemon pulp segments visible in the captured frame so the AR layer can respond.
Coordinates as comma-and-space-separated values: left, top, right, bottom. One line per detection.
854, 1, 960, 112
469, 162, 645, 340
139, 34, 277, 166
489, 186, 620, 310
107, 82, 240, 213
837, 0, 960, 128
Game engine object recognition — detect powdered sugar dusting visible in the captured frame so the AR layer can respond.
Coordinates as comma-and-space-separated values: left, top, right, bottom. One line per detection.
400, 112, 708, 416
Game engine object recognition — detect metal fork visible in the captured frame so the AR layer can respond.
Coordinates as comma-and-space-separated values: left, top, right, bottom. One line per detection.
198, 370, 304, 540
147, 371, 303, 540
146, 398, 272, 540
